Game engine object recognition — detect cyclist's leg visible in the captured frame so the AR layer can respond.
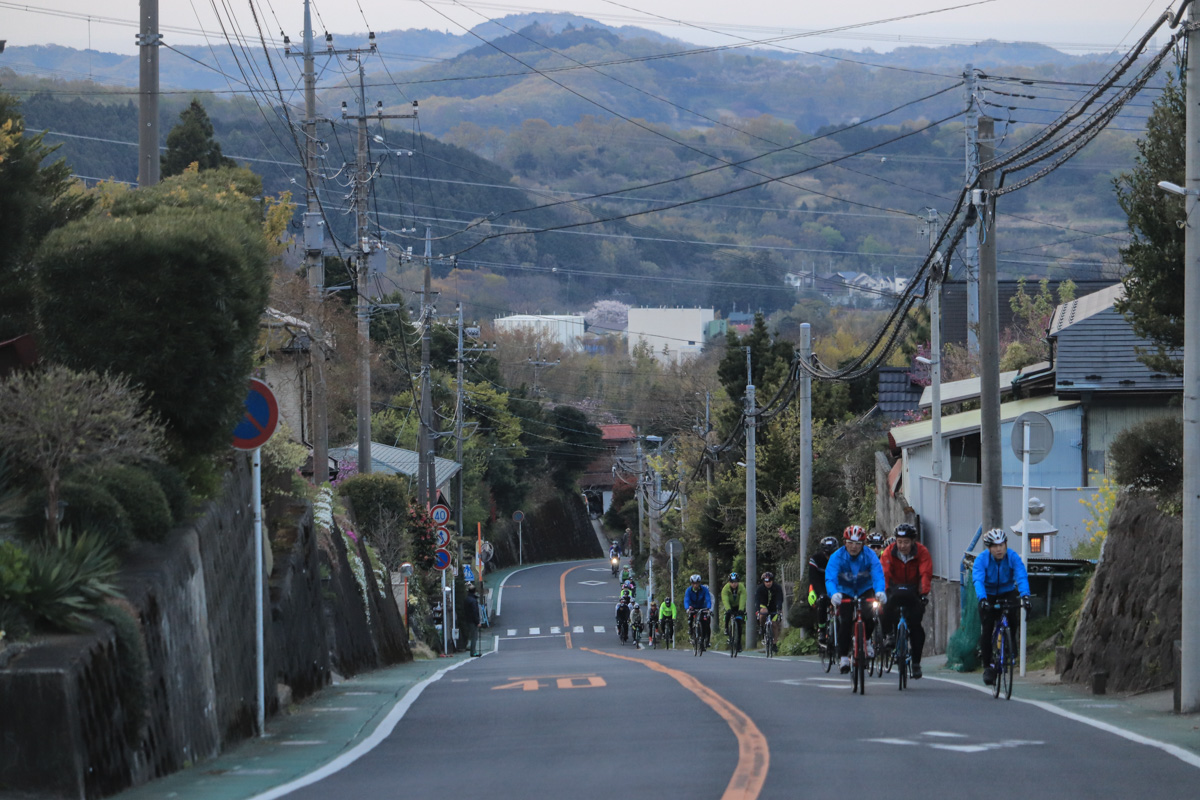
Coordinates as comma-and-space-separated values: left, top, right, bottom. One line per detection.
835, 605, 852, 658
908, 595, 927, 665
978, 599, 995, 666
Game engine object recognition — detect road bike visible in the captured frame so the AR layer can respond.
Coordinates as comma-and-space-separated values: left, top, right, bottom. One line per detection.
611, 556, 620, 577
892, 606, 911, 691
987, 597, 1025, 700
815, 599, 836, 673
840, 597, 878, 695
648, 618, 659, 648
728, 612, 744, 658
632, 616, 643, 646
617, 618, 629, 644
659, 617, 675, 649
758, 611, 779, 658
689, 610, 710, 657
869, 608, 885, 676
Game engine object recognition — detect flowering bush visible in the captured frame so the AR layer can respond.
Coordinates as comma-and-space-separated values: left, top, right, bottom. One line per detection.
408, 502, 438, 571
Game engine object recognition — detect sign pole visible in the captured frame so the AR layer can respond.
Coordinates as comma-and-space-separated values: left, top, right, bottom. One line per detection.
1020, 421, 1031, 677
519, 520, 523, 565
253, 446, 265, 736
442, 568, 449, 656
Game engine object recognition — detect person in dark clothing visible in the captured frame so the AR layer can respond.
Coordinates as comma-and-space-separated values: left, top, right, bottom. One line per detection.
807, 536, 840, 642
464, 583, 482, 657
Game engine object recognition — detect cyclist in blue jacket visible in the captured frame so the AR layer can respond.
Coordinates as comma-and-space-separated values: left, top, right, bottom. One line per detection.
826, 525, 887, 673
973, 528, 1031, 686
683, 574, 714, 648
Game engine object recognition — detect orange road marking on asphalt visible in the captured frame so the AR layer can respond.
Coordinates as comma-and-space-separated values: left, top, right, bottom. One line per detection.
581, 647, 769, 800
559, 563, 589, 649
556, 676, 606, 689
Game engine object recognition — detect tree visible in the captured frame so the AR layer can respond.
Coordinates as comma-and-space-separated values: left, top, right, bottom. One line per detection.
1113, 72, 1185, 375
161, 99, 237, 178
0, 92, 95, 340
0, 365, 166, 538
33, 166, 273, 459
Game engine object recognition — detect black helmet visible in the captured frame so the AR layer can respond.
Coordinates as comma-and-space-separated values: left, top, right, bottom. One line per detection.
729, 572, 739, 582
761, 572, 774, 582
894, 523, 917, 539
820, 536, 839, 554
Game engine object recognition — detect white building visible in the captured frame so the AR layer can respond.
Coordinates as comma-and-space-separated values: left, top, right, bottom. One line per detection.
493, 314, 586, 351
626, 307, 715, 365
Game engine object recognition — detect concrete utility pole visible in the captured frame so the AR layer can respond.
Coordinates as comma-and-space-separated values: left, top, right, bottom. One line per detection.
798, 324, 812, 569
137, 0, 160, 187
343, 53, 416, 478
964, 65, 980, 355
744, 346, 757, 652
976, 116, 1003, 532
921, 207, 945, 481
419, 228, 436, 506
1181, 0, 1200, 713
528, 341, 559, 397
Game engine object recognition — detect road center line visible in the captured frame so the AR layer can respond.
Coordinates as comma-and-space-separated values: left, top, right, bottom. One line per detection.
559, 563, 590, 648
580, 647, 769, 800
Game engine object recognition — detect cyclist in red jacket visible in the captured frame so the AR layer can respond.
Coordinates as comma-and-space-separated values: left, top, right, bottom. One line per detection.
880, 523, 933, 678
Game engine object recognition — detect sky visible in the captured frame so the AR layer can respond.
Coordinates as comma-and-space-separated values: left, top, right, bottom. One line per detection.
0, 0, 1175, 57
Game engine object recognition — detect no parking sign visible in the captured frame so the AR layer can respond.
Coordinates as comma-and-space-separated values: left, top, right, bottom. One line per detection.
232, 379, 279, 450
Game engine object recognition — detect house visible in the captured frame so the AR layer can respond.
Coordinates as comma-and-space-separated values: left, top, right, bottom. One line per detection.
579, 424, 639, 516
940, 279, 1117, 350
328, 442, 461, 501
258, 307, 319, 448
885, 283, 1181, 575
875, 365, 926, 422
626, 307, 716, 365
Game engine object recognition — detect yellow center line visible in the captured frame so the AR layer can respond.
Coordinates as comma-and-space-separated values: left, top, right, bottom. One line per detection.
580, 647, 769, 800
559, 563, 588, 649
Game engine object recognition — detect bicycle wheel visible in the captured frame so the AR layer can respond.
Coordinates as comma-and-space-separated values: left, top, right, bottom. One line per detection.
821, 630, 835, 673
764, 620, 774, 658
853, 619, 866, 695
1000, 627, 1014, 700
896, 621, 908, 691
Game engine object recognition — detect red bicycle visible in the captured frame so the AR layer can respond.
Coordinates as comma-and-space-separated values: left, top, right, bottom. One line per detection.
839, 596, 879, 695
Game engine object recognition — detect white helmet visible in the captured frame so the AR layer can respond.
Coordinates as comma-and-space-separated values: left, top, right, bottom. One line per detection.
689, 574, 702, 584
982, 528, 1008, 546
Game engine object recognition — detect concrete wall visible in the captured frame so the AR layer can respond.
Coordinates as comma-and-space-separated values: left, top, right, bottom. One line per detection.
0, 455, 409, 799
625, 307, 714, 365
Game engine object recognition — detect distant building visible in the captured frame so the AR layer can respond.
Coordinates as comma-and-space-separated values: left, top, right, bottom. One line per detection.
626, 307, 716, 365
579, 424, 639, 516
493, 314, 586, 351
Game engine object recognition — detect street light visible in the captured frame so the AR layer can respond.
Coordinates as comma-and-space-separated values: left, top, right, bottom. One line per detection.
1157, 180, 1194, 195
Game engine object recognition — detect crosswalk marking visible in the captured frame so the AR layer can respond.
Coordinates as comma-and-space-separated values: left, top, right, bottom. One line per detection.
550, 627, 561, 634
573, 626, 584, 633
593, 626, 605, 633
530, 627, 540, 635
507, 629, 517, 637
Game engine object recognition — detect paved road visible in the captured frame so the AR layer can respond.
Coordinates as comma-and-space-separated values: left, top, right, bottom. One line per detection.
275, 559, 1199, 799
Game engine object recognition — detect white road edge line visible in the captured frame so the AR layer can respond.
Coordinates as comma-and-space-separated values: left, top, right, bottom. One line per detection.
494, 558, 597, 618
924, 676, 1200, 770
244, 658, 474, 800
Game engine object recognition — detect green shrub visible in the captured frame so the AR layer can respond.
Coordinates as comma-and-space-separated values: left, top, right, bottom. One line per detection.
23, 527, 122, 631
337, 473, 411, 533
20, 481, 133, 551
96, 465, 173, 543
138, 459, 191, 523
1109, 415, 1183, 499
0, 541, 33, 639
95, 601, 150, 742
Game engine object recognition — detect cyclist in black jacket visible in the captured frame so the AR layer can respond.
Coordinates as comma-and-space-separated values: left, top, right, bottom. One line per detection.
807, 536, 840, 643
755, 572, 784, 650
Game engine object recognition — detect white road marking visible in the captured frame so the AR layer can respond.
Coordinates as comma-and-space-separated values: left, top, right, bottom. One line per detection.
507, 629, 517, 637
574, 626, 584, 633
928, 744, 990, 753
587, 568, 610, 572
594, 626, 606, 633
529, 627, 541, 635
922, 731, 967, 738
551, 627, 561, 634
578, 580, 606, 586
281, 741, 325, 746
866, 738, 920, 746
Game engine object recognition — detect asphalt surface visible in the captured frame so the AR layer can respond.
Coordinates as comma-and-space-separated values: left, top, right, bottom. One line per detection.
112, 558, 1200, 800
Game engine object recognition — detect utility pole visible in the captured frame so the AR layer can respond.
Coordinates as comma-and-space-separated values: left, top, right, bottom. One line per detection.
921, 207, 945, 481
137, 0, 160, 187
976, 116, 1003, 532
455, 304, 465, 569
1180, 0, 1199, 713
704, 392, 716, 591
342, 52, 416, 477
419, 228, 437, 506
744, 346, 757, 652
529, 341, 559, 397
964, 65, 980, 356
799, 324, 812, 571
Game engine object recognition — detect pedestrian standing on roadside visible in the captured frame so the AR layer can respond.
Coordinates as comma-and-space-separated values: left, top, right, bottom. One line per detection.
464, 583, 482, 657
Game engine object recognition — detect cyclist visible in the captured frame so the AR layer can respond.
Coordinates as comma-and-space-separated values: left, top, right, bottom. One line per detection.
631, 602, 644, 641
683, 574, 714, 649
609, 539, 622, 559
826, 525, 886, 673
973, 528, 1031, 686
755, 572, 784, 652
615, 595, 632, 640
807, 536, 840, 644
658, 595, 678, 643
866, 530, 886, 556
880, 523, 932, 678
721, 572, 747, 640
619, 581, 635, 605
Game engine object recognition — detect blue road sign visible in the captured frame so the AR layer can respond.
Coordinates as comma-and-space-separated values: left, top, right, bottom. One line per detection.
463, 565, 475, 582
433, 548, 451, 571
232, 378, 279, 450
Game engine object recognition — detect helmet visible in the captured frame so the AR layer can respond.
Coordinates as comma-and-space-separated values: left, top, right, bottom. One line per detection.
820, 536, 839, 554
761, 572, 774, 582
983, 528, 1008, 546
633, 603, 639, 609
690, 574, 702, 584
867, 532, 885, 547
894, 523, 917, 539
620, 596, 629, 603
729, 572, 739, 582
843, 525, 867, 542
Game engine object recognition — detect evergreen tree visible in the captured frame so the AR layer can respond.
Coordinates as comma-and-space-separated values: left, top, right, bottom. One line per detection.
160, 99, 236, 177
1113, 73, 1185, 375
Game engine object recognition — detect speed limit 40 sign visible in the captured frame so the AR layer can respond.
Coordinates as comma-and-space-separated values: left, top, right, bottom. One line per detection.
430, 504, 451, 526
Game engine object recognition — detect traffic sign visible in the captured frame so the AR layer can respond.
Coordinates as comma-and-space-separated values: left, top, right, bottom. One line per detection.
1011, 411, 1054, 465
666, 538, 683, 557
430, 504, 451, 525
434, 527, 450, 548
512, 510, 524, 523
463, 565, 475, 582
232, 378, 279, 450
433, 548, 452, 570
